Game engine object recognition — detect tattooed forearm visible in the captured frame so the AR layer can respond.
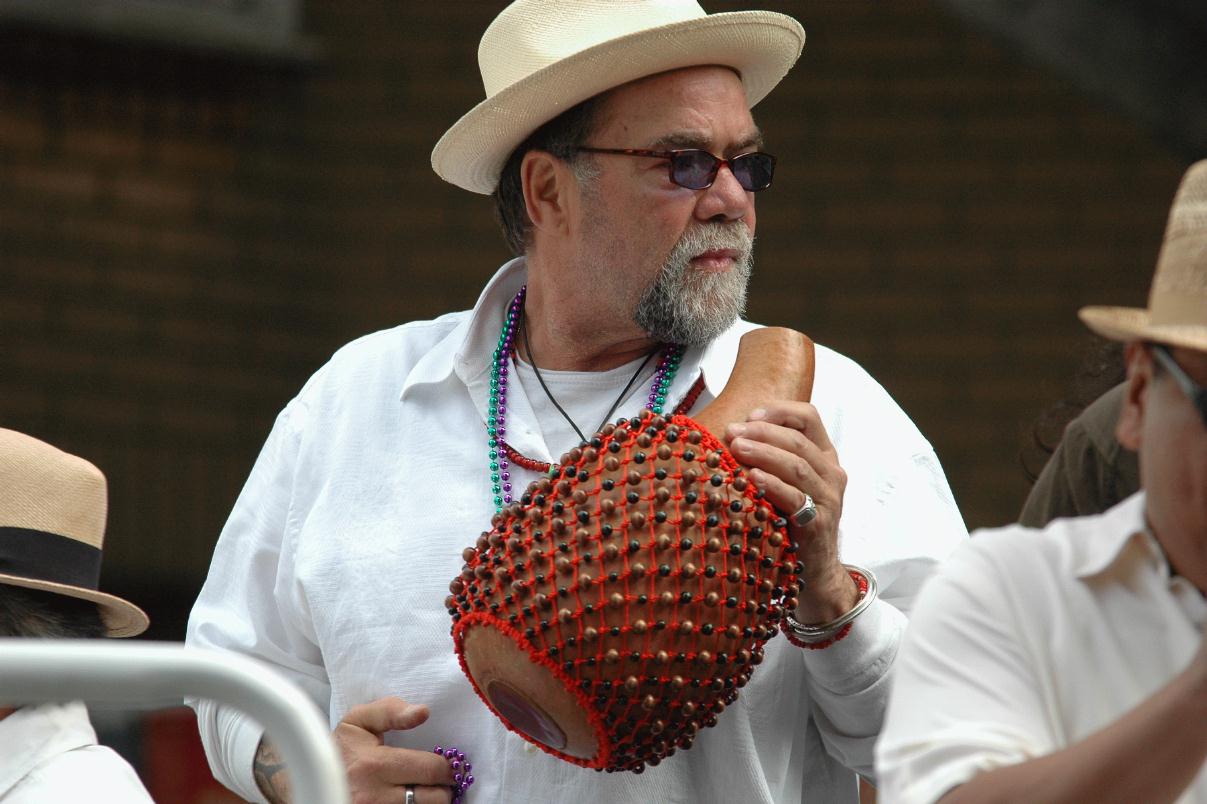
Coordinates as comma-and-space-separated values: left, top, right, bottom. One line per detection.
254, 737, 293, 804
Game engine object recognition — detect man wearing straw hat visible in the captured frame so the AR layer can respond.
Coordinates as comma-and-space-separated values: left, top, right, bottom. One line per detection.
877, 160, 1207, 803
0, 429, 154, 803
187, 2, 967, 802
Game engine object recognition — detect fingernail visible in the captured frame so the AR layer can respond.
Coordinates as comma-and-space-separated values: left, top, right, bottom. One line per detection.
749, 408, 766, 420
729, 423, 746, 436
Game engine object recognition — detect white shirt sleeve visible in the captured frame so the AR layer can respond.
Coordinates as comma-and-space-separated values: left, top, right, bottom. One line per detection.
875, 536, 1057, 804
804, 444, 967, 782
802, 597, 905, 780
185, 395, 333, 803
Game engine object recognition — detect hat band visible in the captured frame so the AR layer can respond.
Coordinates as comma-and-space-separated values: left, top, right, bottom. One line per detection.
0, 527, 102, 590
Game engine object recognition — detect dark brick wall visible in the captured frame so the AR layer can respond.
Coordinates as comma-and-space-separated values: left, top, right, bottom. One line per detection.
0, 1, 1184, 638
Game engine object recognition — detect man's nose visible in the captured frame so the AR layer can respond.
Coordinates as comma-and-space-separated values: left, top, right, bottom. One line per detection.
694, 163, 753, 223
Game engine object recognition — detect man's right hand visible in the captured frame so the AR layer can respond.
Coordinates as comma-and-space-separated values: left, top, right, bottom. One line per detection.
336, 697, 455, 803
255, 696, 455, 804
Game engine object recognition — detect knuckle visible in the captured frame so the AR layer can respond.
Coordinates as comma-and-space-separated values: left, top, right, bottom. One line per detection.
800, 403, 820, 425
740, 420, 769, 441
353, 752, 387, 778
421, 753, 458, 783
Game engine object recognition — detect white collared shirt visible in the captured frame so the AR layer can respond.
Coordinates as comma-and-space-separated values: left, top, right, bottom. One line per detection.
0, 701, 154, 803
877, 492, 1207, 804
186, 258, 967, 804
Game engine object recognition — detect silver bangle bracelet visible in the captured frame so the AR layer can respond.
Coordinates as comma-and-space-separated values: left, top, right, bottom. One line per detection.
784, 563, 879, 642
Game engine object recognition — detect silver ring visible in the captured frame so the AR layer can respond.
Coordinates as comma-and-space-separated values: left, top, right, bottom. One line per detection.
790, 493, 817, 527
404, 785, 416, 804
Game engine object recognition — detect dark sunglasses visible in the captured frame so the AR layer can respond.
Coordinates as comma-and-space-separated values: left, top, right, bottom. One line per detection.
1151, 344, 1207, 429
577, 147, 777, 192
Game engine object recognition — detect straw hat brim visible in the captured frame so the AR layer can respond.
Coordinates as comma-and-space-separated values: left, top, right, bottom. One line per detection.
0, 573, 149, 638
432, 11, 805, 195
1079, 306, 1207, 353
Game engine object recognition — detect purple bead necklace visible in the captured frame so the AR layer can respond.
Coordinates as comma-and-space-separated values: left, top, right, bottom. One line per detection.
487, 285, 683, 512
433, 745, 473, 802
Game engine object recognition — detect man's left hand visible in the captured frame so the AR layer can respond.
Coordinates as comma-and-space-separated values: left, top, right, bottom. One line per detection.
724, 400, 858, 624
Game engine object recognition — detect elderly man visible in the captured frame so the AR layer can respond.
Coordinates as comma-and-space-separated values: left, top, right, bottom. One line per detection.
877, 160, 1207, 803
187, 2, 966, 802
0, 429, 154, 803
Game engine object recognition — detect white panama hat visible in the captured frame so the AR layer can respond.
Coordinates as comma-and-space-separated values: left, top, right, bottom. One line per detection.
431, 0, 805, 195
1080, 159, 1207, 352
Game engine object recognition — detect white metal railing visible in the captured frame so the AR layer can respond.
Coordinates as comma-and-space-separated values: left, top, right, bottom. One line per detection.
0, 639, 349, 804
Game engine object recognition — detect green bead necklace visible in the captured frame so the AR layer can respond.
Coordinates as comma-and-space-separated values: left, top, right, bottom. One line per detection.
487, 285, 684, 511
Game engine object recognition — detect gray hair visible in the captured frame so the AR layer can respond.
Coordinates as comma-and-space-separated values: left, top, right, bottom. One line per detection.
633, 222, 754, 345
493, 95, 604, 256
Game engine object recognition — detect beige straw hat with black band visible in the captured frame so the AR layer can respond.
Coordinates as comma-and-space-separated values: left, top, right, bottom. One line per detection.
0, 429, 148, 637
1080, 159, 1207, 352
431, 0, 805, 195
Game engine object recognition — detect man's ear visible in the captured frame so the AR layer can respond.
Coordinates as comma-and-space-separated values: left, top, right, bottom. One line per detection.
1116, 342, 1150, 451
521, 150, 573, 240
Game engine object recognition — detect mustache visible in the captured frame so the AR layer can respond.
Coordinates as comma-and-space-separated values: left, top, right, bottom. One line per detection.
669, 222, 753, 262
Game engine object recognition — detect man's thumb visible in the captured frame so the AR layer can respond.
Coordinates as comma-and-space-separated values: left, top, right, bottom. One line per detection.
341, 696, 430, 736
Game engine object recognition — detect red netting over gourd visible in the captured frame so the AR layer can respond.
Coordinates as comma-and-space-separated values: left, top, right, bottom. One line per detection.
446, 410, 802, 773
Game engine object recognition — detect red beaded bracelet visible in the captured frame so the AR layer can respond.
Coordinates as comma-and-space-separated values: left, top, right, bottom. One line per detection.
782, 567, 872, 650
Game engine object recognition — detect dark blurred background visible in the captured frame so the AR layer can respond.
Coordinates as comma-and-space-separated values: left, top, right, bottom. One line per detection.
1, 0, 1204, 798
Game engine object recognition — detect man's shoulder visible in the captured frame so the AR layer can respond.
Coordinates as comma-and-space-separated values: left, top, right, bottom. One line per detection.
300, 311, 468, 392
15, 744, 152, 803
962, 495, 1144, 582
1, 702, 153, 803
274, 310, 469, 433
327, 311, 468, 372
959, 519, 1068, 571
812, 341, 882, 390
911, 521, 1070, 626
810, 341, 936, 455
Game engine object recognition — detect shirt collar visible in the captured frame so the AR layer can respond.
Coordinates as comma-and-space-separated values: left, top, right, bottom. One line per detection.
0, 701, 95, 797
396, 257, 757, 448
399, 256, 758, 399
1070, 491, 1154, 579
398, 257, 528, 401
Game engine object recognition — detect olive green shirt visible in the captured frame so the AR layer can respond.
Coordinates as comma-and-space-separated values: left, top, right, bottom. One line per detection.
1020, 383, 1140, 528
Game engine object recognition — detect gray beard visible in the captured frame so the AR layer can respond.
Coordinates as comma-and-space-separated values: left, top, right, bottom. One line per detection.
634, 222, 754, 345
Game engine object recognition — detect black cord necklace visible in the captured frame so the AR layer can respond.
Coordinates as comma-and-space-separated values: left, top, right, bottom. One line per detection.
520, 315, 656, 445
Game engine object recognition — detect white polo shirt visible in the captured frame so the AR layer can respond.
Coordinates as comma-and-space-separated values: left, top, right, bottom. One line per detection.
0, 701, 154, 803
877, 492, 1207, 804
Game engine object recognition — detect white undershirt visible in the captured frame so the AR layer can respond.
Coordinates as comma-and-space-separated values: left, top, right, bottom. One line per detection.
511, 352, 660, 460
